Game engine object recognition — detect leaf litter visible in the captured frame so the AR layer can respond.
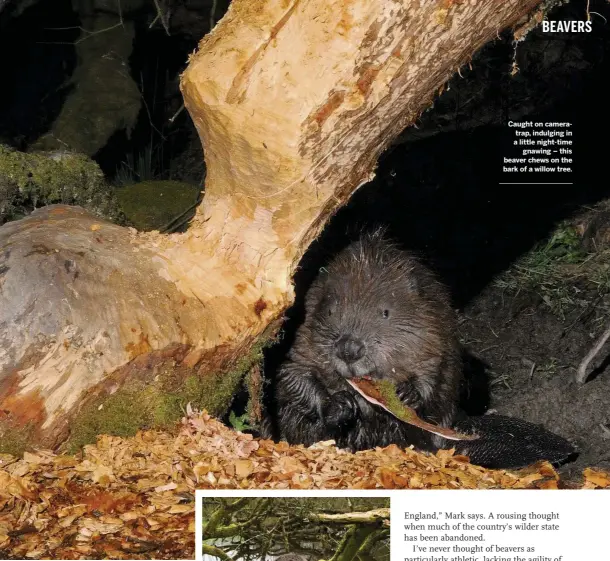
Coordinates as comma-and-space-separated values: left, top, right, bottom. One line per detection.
0, 411, 608, 559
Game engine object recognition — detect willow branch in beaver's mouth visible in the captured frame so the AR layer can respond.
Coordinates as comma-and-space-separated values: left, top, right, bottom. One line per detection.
346, 377, 479, 442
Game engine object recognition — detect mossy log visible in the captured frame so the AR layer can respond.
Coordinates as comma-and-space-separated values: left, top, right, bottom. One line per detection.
0, 145, 123, 225
0, 0, 544, 452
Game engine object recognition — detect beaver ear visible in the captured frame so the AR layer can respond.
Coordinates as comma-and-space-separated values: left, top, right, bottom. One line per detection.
303, 275, 327, 316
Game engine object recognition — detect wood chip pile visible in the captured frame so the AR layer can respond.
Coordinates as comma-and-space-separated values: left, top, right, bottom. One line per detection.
1, 412, 608, 560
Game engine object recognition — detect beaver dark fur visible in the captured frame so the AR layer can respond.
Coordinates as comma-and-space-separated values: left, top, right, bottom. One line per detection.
264, 230, 576, 469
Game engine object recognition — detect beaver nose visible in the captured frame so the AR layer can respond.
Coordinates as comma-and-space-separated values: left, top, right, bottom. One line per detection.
335, 335, 365, 363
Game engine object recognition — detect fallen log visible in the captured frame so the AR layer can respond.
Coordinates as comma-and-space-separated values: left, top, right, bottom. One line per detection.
0, 0, 546, 451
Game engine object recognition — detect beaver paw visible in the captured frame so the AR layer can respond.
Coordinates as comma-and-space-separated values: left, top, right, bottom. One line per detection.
396, 380, 425, 410
324, 390, 360, 428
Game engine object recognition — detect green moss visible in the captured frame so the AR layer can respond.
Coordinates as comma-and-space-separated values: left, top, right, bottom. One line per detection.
0, 423, 35, 456
113, 180, 201, 231
0, 144, 124, 224
66, 335, 274, 453
68, 391, 150, 451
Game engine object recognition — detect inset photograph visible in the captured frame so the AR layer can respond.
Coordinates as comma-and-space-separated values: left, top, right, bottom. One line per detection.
200, 496, 390, 561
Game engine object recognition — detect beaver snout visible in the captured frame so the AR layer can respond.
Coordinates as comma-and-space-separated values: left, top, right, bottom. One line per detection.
335, 335, 366, 363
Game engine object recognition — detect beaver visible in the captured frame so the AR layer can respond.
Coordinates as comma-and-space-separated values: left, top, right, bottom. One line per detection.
264, 230, 576, 469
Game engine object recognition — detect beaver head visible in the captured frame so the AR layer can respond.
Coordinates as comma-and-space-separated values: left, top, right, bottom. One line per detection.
303, 230, 455, 392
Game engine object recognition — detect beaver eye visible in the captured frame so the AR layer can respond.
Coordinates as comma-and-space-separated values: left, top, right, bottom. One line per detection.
320, 293, 336, 317
327, 298, 340, 317
382, 309, 390, 319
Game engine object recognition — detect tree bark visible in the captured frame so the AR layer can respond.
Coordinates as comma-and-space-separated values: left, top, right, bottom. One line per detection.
309, 509, 389, 524
0, 0, 544, 451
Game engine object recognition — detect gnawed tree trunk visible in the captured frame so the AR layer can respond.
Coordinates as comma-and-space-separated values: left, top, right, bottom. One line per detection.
0, 0, 545, 452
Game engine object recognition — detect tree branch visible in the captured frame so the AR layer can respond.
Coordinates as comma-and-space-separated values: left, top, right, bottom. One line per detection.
576, 322, 610, 383
309, 508, 390, 525
326, 525, 379, 561
202, 544, 237, 561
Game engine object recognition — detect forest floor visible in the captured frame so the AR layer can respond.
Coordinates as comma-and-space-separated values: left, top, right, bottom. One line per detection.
1, 413, 608, 560
458, 201, 610, 477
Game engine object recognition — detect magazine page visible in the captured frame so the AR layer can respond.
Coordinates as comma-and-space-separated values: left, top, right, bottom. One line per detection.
0, 0, 608, 560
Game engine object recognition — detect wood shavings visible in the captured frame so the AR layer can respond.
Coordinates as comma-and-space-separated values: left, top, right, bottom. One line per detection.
582, 468, 610, 488
0, 412, 607, 559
